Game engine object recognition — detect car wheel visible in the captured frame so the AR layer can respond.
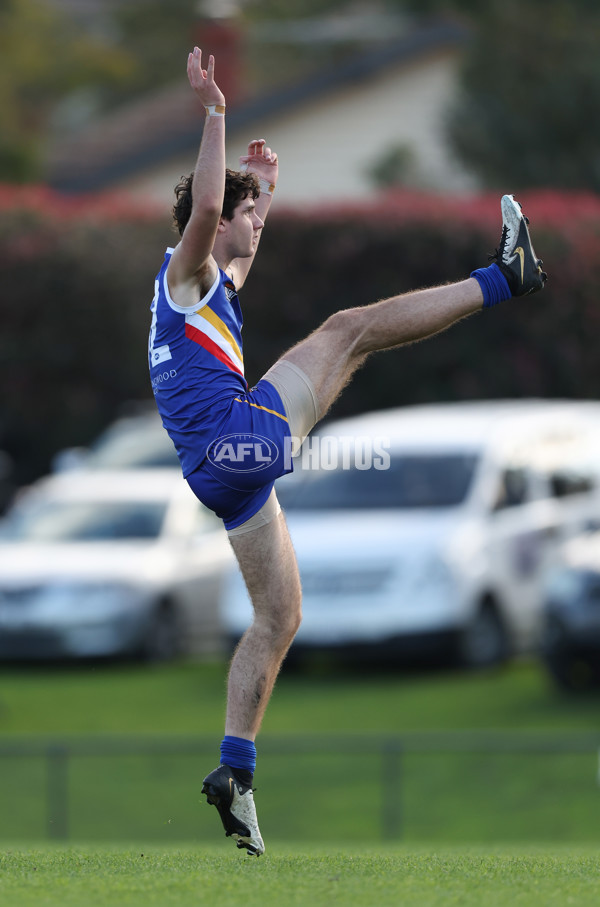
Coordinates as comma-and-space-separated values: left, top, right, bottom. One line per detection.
458, 600, 509, 668
142, 602, 181, 663
542, 616, 598, 692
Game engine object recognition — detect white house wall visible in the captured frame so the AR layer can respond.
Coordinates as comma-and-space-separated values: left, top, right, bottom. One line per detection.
124, 50, 477, 207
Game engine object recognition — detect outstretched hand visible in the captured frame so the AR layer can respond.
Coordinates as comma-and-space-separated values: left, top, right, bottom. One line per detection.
187, 47, 226, 107
239, 139, 279, 186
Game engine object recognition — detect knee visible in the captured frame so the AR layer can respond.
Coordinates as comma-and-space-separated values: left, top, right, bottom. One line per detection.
288, 593, 303, 639
319, 308, 369, 357
279, 591, 302, 646
265, 589, 302, 650
320, 308, 358, 340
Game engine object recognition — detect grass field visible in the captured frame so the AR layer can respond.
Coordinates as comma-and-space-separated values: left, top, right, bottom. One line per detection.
2, 844, 600, 907
0, 659, 599, 904
0, 657, 598, 737
0, 660, 599, 844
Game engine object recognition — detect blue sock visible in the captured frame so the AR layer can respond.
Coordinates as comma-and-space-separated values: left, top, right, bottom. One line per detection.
470, 262, 512, 308
220, 735, 257, 774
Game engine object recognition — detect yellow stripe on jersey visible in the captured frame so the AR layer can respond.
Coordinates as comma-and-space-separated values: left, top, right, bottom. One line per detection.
234, 397, 289, 422
197, 305, 243, 364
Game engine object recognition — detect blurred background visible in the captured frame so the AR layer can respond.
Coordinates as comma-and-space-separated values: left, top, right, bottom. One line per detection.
0, 0, 600, 846
3, 0, 600, 491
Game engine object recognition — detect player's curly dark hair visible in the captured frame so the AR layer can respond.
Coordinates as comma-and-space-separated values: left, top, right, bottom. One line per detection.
172, 169, 260, 237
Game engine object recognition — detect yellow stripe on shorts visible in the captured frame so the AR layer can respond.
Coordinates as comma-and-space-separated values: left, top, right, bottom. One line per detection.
234, 397, 289, 422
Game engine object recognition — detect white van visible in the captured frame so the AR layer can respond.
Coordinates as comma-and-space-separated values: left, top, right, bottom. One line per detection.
221, 401, 600, 666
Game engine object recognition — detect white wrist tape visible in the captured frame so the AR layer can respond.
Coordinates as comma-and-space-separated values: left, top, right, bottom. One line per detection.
238, 165, 275, 193
258, 177, 276, 195
204, 104, 226, 117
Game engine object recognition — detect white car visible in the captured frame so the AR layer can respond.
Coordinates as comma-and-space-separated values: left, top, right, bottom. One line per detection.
52, 410, 180, 472
221, 401, 600, 667
0, 470, 233, 660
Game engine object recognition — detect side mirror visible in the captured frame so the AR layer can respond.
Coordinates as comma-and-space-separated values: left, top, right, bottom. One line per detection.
51, 447, 89, 473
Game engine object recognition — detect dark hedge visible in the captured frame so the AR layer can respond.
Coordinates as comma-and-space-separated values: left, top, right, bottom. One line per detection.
2, 187, 600, 489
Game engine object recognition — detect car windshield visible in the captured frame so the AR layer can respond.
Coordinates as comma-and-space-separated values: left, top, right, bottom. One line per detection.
0, 499, 167, 541
278, 453, 478, 510
86, 422, 179, 469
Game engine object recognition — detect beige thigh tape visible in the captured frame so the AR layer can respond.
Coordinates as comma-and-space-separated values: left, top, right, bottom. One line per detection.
226, 488, 281, 537
226, 361, 319, 537
262, 359, 320, 456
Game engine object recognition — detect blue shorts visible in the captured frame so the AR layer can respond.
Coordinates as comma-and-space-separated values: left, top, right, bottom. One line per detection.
186, 378, 292, 530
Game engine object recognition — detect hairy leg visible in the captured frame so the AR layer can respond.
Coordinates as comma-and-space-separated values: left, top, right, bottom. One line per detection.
222, 279, 483, 740
225, 511, 302, 740
283, 277, 483, 419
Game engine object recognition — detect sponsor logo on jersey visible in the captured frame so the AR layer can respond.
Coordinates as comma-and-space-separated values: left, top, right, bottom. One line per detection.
151, 344, 172, 366
151, 368, 177, 390
224, 281, 238, 302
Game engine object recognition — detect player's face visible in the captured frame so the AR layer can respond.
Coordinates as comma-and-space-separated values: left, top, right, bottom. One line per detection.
225, 197, 264, 258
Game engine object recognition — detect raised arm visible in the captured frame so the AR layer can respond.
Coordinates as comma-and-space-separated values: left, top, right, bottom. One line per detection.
229, 138, 279, 289
167, 48, 226, 307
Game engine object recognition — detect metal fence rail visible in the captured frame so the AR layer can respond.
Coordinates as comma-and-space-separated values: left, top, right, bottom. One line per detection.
1, 732, 599, 842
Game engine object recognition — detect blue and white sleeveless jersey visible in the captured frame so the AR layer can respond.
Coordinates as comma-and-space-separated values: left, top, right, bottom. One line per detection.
148, 247, 248, 477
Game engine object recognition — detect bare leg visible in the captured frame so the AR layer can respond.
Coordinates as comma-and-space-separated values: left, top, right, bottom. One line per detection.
201, 278, 485, 855
218, 281, 483, 738
283, 277, 483, 418
221, 278, 482, 741
225, 511, 302, 739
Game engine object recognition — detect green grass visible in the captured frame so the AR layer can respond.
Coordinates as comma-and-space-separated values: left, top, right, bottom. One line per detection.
0, 657, 598, 736
0, 660, 599, 844
1, 845, 600, 907
1, 661, 599, 904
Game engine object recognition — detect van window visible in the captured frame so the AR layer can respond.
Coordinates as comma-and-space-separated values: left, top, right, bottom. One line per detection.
278, 454, 478, 510
493, 468, 528, 510
549, 470, 595, 498
526, 433, 597, 500
0, 499, 167, 541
